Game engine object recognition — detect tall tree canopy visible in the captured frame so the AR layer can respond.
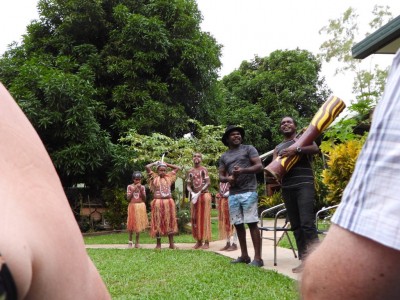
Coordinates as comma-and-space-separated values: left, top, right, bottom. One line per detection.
317, 6, 394, 147
0, 0, 222, 189
318, 6, 393, 107
220, 49, 330, 153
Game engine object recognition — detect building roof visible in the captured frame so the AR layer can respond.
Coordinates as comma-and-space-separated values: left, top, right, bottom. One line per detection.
352, 15, 400, 59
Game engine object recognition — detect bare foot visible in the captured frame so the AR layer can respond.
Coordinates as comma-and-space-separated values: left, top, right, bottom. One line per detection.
201, 242, 209, 249
169, 244, 178, 249
128, 242, 133, 249
155, 245, 161, 249
227, 243, 238, 251
292, 262, 304, 273
193, 242, 202, 249
219, 242, 230, 251
134, 244, 140, 248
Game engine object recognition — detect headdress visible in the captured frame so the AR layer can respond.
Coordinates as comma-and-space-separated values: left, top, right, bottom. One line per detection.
157, 153, 167, 169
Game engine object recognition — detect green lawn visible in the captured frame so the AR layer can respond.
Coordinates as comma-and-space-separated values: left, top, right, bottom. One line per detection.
88, 248, 298, 299
85, 212, 299, 299
83, 219, 220, 245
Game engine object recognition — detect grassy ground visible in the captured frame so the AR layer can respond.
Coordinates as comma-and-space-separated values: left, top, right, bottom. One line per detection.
88, 248, 298, 300
84, 219, 220, 245
85, 210, 299, 299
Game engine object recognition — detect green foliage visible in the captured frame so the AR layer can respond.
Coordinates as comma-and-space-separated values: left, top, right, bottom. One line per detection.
119, 120, 227, 195
102, 188, 128, 230
78, 216, 92, 233
102, 0, 222, 137
0, 0, 222, 191
320, 117, 358, 153
312, 154, 330, 210
258, 190, 283, 208
176, 209, 191, 233
320, 94, 373, 154
88, 249, 297, 299
318, 6, 393, 100
220, 49, 330, 153
321, 137, 366, 205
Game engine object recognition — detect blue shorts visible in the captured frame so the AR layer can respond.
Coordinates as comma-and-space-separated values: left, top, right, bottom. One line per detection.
229, 192, 259, 225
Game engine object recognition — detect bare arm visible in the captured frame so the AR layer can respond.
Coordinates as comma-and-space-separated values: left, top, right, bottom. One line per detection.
145, 161, 158, 173
232, 156, 263, 177
202, 173, 211, 192
186, 172, 193, 194
165, 162, 181, 173
301, 224, 400, 299
140, 185, 146, 202
279, 141, 319, 158
272, 148, 279, 160
219, 168, 235, 185
126, 185, 133, 200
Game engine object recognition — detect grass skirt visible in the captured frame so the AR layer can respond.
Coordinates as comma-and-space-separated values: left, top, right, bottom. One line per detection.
150, 198, 178, 237
191, 193, 212, 241
127, 202, 149, 232
218, 197, 234, 240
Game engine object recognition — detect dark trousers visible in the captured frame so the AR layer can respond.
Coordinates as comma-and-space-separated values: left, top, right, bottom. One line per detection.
282, 183, 319, 260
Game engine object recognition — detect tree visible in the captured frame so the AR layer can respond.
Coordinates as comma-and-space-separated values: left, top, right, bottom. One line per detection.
118, 119, 227, 195
318, 6, 393, 109
0, 0, 222, 191
220, 49, 330, 153
315, 6, 394, 207
0, 51, 112, 189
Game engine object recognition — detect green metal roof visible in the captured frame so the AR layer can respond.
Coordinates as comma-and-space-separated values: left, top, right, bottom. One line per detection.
352, 15, 400, 59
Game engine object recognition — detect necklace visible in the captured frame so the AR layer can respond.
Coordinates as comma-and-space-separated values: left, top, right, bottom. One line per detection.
192, 169, 203, 189
159, 179, 171, 197
131, 185, 140, 199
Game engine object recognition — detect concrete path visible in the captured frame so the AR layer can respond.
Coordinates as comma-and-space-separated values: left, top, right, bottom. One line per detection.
85, 220, 301, 280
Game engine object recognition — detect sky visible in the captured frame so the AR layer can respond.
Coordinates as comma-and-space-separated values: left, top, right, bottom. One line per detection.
1, 0, 399, 105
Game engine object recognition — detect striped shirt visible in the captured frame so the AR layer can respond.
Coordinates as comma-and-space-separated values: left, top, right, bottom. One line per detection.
276, 139, 314, 189
332, 49, 400, 250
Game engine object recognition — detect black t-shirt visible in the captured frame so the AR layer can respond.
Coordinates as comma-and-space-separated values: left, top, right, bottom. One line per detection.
275, 139, 314, 189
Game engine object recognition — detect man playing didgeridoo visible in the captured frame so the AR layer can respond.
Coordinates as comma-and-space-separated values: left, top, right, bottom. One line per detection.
274, 116, 319, 273
146, 160, 181, 249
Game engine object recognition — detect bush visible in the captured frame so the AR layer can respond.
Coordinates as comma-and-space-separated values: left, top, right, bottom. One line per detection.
103, 188, 128, 230
176, 208, 191, 234
258, 190, 283, 209
78, 216, 91, 232
312, 154, 330, 210
321, 136, 366, 205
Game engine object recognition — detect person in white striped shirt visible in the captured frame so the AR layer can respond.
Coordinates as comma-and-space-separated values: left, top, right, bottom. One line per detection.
301, 49, 400, 299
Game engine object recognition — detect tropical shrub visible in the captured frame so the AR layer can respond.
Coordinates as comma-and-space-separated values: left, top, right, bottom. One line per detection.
312, 154, 330, 210
103, 188, 128, 230
321, 136, 366, 205
176, 209, 191, 234
258, 190, 283, 208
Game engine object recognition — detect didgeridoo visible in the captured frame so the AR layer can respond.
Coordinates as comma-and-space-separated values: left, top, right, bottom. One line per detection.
264, 95, 346, 182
